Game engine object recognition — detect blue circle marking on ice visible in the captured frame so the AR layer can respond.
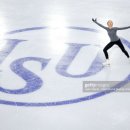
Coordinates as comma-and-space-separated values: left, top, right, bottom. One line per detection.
0, 26, 130, 107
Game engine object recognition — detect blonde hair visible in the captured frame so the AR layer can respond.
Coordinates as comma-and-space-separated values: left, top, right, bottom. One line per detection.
107, 20, 113, 25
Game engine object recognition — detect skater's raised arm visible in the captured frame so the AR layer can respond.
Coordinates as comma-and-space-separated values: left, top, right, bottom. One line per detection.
115, 26, 130, 30
92, 18, 107, 30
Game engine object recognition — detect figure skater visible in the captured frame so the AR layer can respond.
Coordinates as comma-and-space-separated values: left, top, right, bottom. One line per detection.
92, 18, 130, 66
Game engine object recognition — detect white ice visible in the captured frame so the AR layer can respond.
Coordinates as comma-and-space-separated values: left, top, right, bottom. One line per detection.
0, 0, 130, 130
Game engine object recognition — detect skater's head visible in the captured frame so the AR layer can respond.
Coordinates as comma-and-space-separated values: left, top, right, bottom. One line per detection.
107, 20, 113, 28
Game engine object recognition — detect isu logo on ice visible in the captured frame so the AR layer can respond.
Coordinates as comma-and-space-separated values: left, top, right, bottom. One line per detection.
0, 26, 130, 107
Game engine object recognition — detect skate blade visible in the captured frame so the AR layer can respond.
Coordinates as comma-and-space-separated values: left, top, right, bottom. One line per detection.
102, 63, 110, 67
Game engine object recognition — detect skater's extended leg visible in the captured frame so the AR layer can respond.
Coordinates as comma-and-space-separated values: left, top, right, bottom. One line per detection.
116, 39, 129, 58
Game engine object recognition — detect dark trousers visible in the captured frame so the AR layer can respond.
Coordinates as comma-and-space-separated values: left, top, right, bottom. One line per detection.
103, 39, 129, 59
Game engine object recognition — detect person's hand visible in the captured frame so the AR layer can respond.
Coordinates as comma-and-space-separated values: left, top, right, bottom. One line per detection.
92, 18, 97, 22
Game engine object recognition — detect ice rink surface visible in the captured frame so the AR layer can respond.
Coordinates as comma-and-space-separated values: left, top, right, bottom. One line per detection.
0, 0, 130, 130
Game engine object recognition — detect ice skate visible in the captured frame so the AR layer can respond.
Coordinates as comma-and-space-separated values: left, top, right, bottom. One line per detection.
102, 59, 110, 66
